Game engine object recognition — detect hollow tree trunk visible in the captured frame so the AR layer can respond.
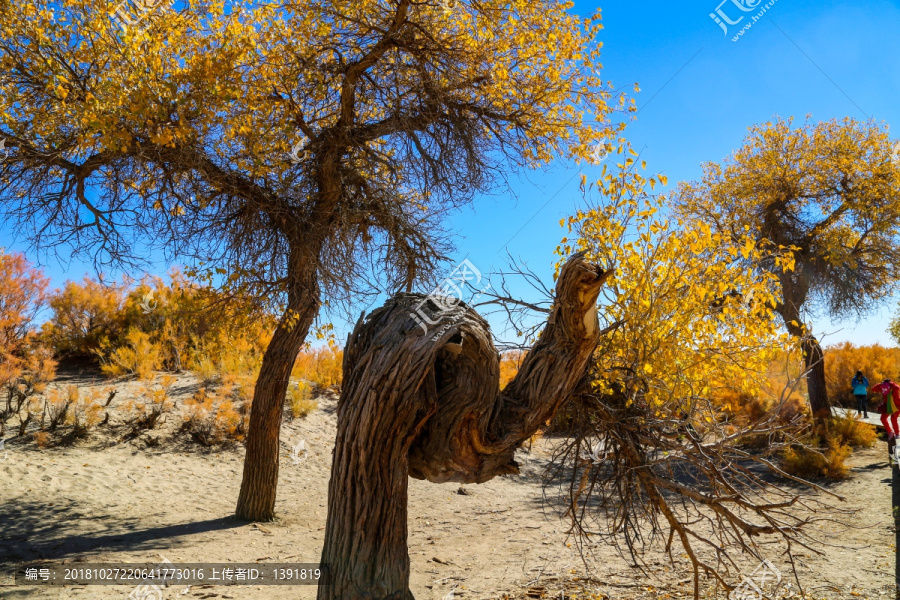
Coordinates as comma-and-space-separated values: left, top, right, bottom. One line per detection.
235, 261, 320, 522
318, 252, 609, 600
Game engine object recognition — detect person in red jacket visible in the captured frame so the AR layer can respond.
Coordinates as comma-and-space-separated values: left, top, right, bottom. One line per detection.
871, 378, 900, 440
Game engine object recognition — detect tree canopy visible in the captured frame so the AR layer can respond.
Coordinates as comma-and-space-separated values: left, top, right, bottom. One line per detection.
673, 117, 900, 414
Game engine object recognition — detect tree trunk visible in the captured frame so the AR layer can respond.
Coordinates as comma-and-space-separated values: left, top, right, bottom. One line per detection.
777, 272, 830, 418
235, 261, 320, 522
802, 335, 830, 418
318, 253, 609, 600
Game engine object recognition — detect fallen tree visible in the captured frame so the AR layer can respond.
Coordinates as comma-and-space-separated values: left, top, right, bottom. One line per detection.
318, 252, 610, 600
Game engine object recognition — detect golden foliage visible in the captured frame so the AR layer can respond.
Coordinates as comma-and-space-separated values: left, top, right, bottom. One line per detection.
499, 350, 526, 390
125, 375, 176, 429
99, 328, 162, 379
292, 342, 343, 388
182, 388, 246, 446
674, 117, 900, 324
0, 249, 56, 433
560, 162, 790, 420
42, 277, 125, 357
289, 381, 318, 419
824, 343, 900, 406
782, 438, 851, 481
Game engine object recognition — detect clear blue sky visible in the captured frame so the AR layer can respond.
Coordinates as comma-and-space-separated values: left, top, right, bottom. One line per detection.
3, 0, 898, 347
449, 0, 900, 348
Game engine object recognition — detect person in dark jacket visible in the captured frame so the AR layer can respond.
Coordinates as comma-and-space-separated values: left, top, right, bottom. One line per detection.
852, 371, 869, 418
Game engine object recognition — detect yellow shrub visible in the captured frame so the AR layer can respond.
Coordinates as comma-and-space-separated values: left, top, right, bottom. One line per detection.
289, 381, 318, 419
66, 386, 104, 437
292, 343, 343, 388
782, 438, 851, 480
45, 387, 73, 430
42, 276, 125, 357
98, 329, 162, 379
819, 413, 877, 448
33, 430, 50, 448
125, 376, 175, 429
182, 388, 245, 446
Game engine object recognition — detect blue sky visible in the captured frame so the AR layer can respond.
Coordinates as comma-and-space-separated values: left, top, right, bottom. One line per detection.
449, 0, 900, 348
3, 0, 899, 347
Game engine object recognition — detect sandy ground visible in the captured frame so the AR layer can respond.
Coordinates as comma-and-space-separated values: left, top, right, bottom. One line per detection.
0, 370, 896, 600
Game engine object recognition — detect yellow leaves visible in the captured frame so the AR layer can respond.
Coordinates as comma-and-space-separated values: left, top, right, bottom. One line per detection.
558, 160, 783, 413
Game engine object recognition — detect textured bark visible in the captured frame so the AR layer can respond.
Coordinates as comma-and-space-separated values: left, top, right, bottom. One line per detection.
801, 336, 830, 418
777, 271, 830, 418
236, 260, 320, 522
318, 253, 609, 600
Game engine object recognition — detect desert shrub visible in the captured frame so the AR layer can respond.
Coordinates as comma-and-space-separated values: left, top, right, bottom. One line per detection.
98, 329, 162, 379
782, 437, 851, 480
289, 381, 318, 419
42, 384, 104, 436
45, 271, 276, 382
125, 375, 176, 429
0, 250, 55, 430
0, 250, 48, 350
42, 277, 126, 357
824, 343, 900, 408
44, 387, 73, 430
2, 345, 57, 430
32, 431, 50, 448
66, 386, 104, 437
292, 342, 343, 388
182, 388, 245, 446
818, 413, 877, 448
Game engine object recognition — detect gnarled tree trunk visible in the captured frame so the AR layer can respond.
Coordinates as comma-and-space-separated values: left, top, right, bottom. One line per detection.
318, 253, 609, 600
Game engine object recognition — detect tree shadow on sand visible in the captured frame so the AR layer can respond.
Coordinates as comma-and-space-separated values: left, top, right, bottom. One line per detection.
0, 497, 242, 565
